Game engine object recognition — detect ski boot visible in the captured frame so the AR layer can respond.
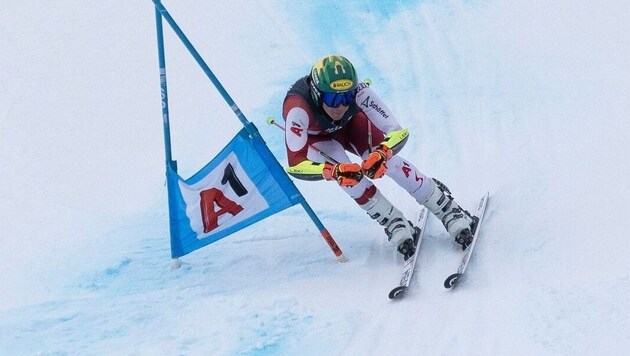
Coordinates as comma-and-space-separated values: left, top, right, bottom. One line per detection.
364, 190, 417, 260
422, 178, 476, 250
397, 221, 422, 260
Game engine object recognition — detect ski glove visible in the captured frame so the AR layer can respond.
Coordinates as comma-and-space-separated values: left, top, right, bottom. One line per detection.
362, 145, 393, 179
322, 162, 363, 187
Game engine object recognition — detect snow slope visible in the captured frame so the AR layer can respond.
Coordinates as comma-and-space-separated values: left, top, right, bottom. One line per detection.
2, 0, 630, 354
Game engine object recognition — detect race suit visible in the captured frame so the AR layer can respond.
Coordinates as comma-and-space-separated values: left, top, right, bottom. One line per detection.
281, 76, 433, 206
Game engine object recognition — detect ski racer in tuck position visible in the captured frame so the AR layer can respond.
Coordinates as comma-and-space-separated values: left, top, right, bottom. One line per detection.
282, 55, 475, 260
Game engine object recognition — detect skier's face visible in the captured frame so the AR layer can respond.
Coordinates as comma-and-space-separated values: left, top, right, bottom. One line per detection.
322, 103, 349, 122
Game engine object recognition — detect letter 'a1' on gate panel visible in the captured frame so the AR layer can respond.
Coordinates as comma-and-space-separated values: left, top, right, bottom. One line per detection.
166, 127, 302, 258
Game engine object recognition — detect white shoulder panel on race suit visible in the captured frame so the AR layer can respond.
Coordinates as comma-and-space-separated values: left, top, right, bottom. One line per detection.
355, 84, 402, 135
284, 106, 310, 153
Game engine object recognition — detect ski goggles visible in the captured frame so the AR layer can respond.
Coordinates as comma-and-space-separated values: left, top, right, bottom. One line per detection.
320, 89, 357, 108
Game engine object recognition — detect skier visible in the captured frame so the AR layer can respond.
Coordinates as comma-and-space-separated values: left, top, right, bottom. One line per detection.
282, 55, 475, 260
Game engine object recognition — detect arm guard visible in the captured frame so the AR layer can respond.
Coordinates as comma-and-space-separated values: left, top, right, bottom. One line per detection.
380, 128, 409, 155
286, 160, 326, 181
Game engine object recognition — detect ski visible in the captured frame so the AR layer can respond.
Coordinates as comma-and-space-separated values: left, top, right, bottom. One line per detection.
389, 207, 429, 299
444, 192, 490, 289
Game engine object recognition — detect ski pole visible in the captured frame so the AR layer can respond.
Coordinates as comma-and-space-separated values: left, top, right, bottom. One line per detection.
266, 116, 347, 263
266, 117, 340, 164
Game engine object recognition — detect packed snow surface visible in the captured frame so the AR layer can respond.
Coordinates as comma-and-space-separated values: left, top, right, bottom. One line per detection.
2, 1, 629, 354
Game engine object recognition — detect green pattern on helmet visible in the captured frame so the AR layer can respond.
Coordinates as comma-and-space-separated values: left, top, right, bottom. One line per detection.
310, 55, 358, 94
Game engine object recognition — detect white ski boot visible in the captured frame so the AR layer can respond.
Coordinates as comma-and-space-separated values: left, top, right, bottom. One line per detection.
421, 178, 476, 250
363, 190, 417, 260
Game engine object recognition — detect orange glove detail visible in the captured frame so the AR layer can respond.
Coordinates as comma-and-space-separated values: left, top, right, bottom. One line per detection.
322, 162, 364, 187
362, 146, 393, 179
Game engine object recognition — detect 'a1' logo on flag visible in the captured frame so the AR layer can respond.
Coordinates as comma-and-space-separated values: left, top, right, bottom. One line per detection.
178, 152, 270, 240
200, 163, 246, 233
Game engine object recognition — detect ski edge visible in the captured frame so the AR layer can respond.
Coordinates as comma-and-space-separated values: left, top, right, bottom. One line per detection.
389, 286, 407, 299
443, 192, 490, 290
388, 207, 429, 300
444, 273, 462, 289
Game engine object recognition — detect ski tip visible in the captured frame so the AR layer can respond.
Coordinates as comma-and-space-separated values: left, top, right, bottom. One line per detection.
444, 273, 462, 289
389, 286, 407, 299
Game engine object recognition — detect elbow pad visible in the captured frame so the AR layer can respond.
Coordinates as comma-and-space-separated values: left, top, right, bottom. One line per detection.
286, 160, 326, 181
380, 128, 409, 155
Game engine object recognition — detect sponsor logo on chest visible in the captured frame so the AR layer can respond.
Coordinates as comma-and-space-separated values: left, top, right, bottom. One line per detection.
360, 96, 389, 119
